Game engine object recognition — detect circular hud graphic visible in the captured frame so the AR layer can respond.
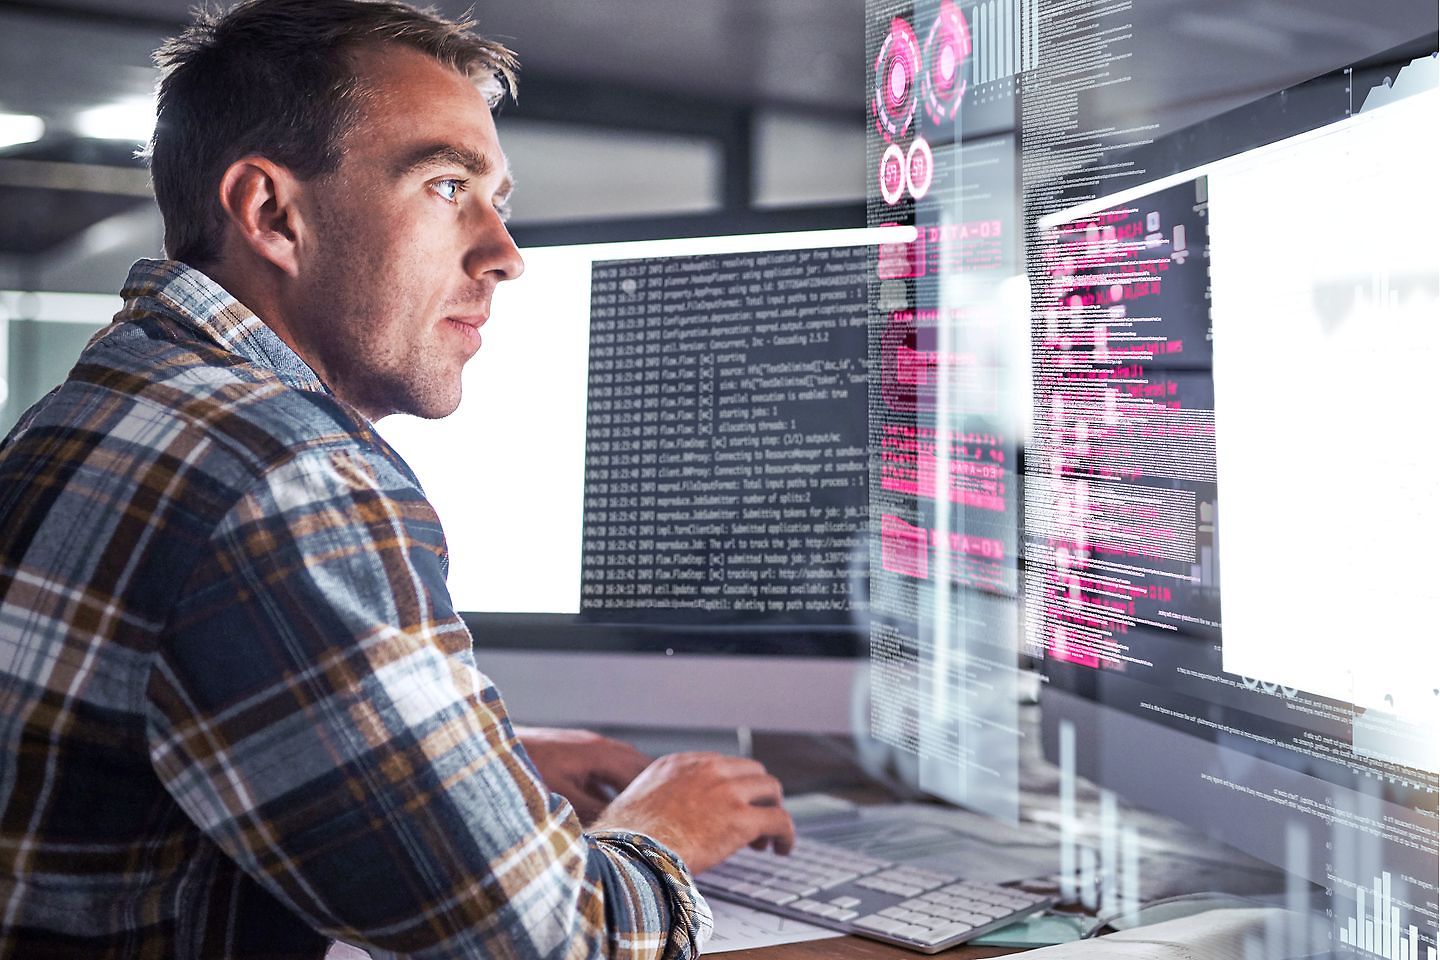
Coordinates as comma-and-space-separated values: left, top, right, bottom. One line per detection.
879, 142, 906, 205
906, 136, 934, 200
874, 17, 920, 142
922, 1, 972, 123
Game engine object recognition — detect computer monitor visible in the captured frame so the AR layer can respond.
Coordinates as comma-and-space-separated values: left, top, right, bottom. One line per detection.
377, 227, 904, 735
1032, 33, 1439, 948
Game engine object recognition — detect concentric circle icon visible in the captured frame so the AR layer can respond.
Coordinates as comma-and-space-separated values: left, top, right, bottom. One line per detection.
873, 17, 920, 142
906, 136, 934, 200
922, 1, 972, 123
879, 143, 906, 205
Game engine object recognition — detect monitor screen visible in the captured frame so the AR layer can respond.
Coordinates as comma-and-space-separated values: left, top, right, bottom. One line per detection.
1032, 38, 1439, 944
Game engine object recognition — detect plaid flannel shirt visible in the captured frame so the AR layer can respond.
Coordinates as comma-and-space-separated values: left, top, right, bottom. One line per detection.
0, 259, 711, 959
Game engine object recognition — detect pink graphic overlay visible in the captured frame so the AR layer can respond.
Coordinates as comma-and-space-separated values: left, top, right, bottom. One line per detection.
880, 511, 1010, 592
880, 307, 998, 416
1049, 626, 1102, 669
879, 143, 907, 205
877, 228, 926, 278
1027, 182, 1215, 672
874, 219, 1004, 284
922, 1, 971, 123
873, 17, 920, 142
881, 513, 930, 579
879, 422, 1007, 512
906, 136, 934, 200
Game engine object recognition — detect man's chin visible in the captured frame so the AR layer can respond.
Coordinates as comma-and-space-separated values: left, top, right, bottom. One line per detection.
359, 372, 462, 422
400, 388, 463, 421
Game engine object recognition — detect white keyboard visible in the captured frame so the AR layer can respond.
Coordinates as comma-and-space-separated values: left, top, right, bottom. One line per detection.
699, 837, 1054, 954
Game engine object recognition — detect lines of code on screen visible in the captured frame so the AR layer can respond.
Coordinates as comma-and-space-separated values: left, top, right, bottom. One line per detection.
580, 246, 869, 622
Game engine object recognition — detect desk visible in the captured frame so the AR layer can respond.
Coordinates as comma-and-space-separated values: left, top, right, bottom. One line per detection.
720, 937, 1022, 960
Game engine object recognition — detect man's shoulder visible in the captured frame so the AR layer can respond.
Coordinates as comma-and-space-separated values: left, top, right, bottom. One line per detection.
18, 314, 403, 497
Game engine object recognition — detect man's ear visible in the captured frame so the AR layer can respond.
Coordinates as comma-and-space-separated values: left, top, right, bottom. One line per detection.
216, 156, 306, 277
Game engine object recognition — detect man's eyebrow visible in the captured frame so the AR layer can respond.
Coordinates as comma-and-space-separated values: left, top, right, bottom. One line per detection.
392, 143, 492, 179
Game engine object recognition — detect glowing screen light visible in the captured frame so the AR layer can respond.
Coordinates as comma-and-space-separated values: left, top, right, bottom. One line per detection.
0, 113, 44, 149
74, 98, 156, 143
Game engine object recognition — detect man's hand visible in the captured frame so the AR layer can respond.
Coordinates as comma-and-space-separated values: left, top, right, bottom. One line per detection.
514, 726, 653, 824
589, 752, 795, 876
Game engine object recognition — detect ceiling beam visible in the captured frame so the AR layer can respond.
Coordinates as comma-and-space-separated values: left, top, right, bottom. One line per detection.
0, 159, 153, 197
0, 0, 182, 31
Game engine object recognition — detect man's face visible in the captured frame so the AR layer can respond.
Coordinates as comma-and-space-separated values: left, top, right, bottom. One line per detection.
291, 44, 524, 421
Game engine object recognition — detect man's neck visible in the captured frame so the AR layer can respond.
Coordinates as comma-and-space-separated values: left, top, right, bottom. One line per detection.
195, 256, 388, 422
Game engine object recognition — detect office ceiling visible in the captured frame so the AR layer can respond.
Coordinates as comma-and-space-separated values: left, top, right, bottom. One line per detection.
5, 0, 1430, 116
0, 0, 1434, 261
0, 0, 865, 113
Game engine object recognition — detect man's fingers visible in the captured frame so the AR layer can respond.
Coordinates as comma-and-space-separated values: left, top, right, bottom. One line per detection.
672, 753, 766, 779
571, 794, 606, 824
592, 739, 653, 786
728, 772, 785, 808
746, 804, 796, 855
719, 756, 769, 778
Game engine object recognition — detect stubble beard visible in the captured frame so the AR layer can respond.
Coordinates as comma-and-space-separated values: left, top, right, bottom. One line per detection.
301, 213, 462, 422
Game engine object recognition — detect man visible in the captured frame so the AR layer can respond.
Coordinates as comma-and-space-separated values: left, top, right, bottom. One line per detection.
0, 0, 793, 956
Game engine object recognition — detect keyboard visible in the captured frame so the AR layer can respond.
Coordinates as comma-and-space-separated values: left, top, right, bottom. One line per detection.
698, 838, 1055, 954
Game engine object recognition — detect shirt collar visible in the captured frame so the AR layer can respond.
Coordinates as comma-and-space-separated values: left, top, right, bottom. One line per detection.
117, 258, 328, 396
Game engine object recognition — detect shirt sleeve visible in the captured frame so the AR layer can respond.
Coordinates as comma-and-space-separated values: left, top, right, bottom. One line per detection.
144, 445, 712, 960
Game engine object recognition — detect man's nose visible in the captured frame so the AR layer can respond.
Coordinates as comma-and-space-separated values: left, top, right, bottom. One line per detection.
466, 209, 525, 283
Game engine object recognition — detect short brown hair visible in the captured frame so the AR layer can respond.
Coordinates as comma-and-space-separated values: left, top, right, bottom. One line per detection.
144, 0, 517, 266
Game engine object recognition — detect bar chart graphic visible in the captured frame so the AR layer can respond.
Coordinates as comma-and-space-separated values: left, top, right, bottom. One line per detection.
967, 0, 1039, 87
1338, 872, 1438, 960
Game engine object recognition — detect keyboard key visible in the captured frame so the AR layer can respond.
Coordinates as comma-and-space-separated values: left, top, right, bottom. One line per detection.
791, 899, 824, 912
752, 888, 797, 905
854, 915, 905, 934
829, 896, 862, 909
911, 869, 957, 885
833, 909, 859, 922
729, 868, 773, 884
892, 924, 932, 940
818, 872, 860, 888
931, 898, 974, 914
783, 885, 820, 898
962, 903, 1007, 920
878, 906, 910, 920
942, 882, 981, 896
890, 871, 942, 891
921, 922, 976, 945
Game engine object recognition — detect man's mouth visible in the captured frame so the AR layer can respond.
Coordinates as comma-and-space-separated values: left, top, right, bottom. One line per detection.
444, 315, 486, 347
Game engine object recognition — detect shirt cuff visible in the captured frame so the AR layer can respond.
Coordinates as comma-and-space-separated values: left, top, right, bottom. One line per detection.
588, 828, 714, 960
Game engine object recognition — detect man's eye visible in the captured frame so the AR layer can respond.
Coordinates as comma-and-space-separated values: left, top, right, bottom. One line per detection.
433, 178, 468, 202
